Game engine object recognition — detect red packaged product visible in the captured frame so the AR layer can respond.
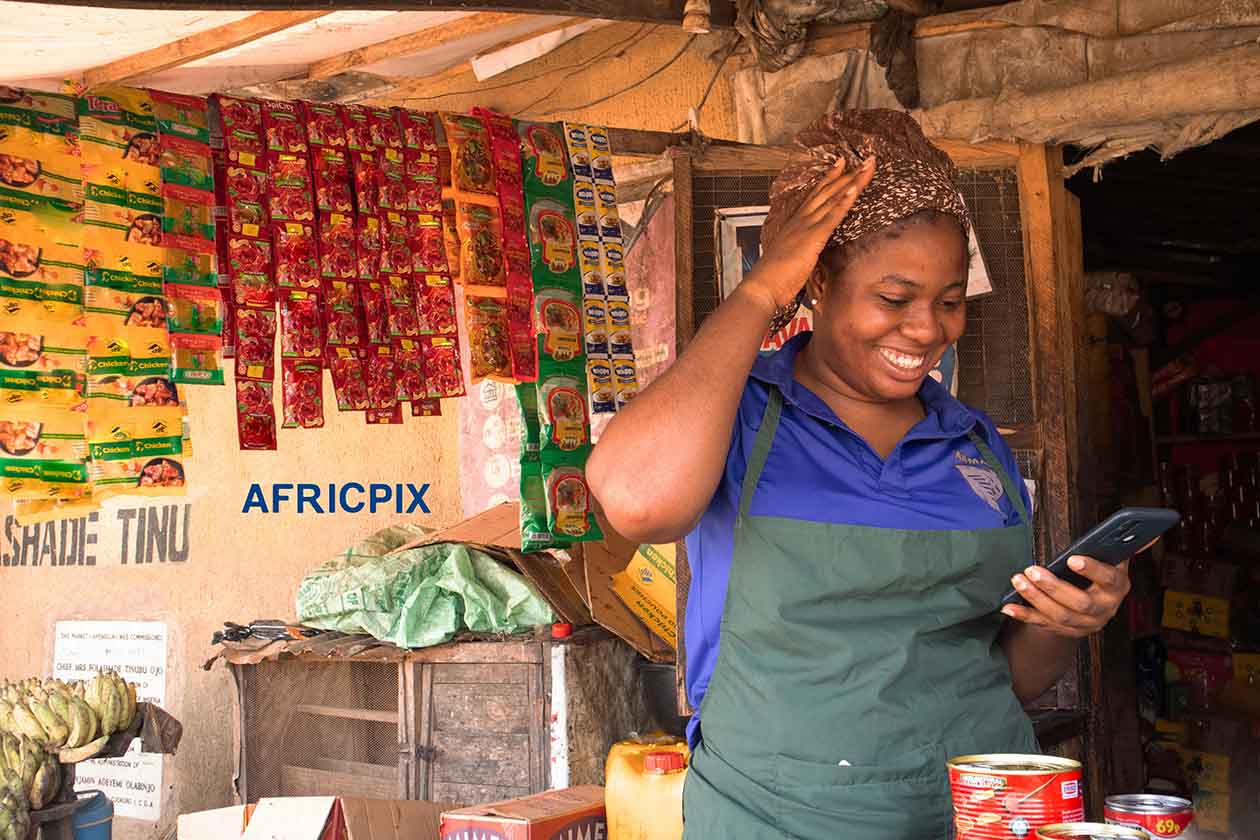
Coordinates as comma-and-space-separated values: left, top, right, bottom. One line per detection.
318, 211, 357, 279
352, 151, 379, 216
342, 104, 373, 152
364, 345, 398, 410
227, 237, 275, 308
475, 107, 524, 192
506, 282, 537, 382
394, 336, 427, 401
410, 211, 447, 273
398, 109, 439, 153
358, 281, 390, 345
465, 294, 513, 384
262, 100, 308, 156
356, 215, 381, 280
236, 379, 277, 450
415, 272, 457, 335
411, 398, 442, 417
269, 155, 315, 222
274, 221, 320, 289
457, 202, 506, 288
328, 347, 369, 410
379, 212, 412, 276
378, 147, 409, 212
323, 279, 364, 347
386, 274, 419, 337
220, 284, 236, 358
234, 305, 277, 381
225, 165, 269, 235
441, 198, 460, 281
312, 147, 354, 214
215, 95, 264, 163
367, 107, 404, 150
282, 358, 324, 428
366, 405, 404, 424
303, 101, 347, 147
404, 154, 442, 212
440, 112, 495, 196
422, 335, 465, 398
280, 289, 323, 358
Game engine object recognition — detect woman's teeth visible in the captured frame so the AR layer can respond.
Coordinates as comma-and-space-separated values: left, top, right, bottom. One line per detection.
879, 348, 926, 370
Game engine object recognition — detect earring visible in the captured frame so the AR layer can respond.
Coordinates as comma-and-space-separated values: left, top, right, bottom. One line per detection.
810, 298, 819, 306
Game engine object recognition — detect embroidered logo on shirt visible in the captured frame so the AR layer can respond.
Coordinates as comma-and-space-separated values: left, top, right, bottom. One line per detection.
955, 452, 1004, 512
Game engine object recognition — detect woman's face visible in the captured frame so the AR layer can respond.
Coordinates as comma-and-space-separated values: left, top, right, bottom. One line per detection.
807, 214, 967, 403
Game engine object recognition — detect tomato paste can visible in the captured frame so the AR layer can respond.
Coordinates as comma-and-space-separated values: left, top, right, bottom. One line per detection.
948, 754, 1085, 839
1036, 823, 1148, 840
1104, 794, 1194, 838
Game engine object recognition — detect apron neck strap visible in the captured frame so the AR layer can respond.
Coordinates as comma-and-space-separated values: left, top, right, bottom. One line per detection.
739, 386, 785, 518
965, 427, 1031, 527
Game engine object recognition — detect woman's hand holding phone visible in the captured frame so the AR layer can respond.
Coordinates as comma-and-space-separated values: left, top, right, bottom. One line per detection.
1000, 554, 1135, 639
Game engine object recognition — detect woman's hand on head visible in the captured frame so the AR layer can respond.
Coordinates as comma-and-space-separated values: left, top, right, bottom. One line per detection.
1001, 555, 1134, 638
741, 156, 877, 313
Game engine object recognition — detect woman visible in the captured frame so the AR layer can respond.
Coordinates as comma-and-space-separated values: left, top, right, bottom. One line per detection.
586, 111, 1135, 838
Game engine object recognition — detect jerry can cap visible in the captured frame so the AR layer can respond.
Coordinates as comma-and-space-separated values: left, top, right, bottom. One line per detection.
644, 751, 686, 774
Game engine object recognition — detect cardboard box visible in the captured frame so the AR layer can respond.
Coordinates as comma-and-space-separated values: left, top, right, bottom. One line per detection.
179, 797, 453, 840
1173, 747, 1230, 792
440, 786, 605, 840
1162, 590, 1230, 639
611, 562, 677, 649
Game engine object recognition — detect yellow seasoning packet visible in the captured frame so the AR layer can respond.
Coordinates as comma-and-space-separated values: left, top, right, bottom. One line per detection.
0, 317, 86, 407
86, 404, 188, 501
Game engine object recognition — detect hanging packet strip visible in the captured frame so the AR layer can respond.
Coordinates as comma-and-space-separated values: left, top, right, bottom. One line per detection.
328, 347, 369, 411
416, 272, 457, 336
303, 101, 348, 149
319, 211, 357, 279
0, 89, 82, 204
536, 355, 589, 455
410, 209, 447, 274
365, 405, 403, 425
262, 100, 308, 157
440, 113, 495, 198
359, 279, 389, 345
519, 451, 565, 552
0, 402, 90, 501
166, 283, 224, 335
0, 318, 86, 408
274, 221, 319, 289
342, 104, 373, 153
411, 398, 441, 417
457, 202, 506, 289
77, 86, 161, 194
234, 305, 276, 381
226, 235, 274, 307
587, 356, 614, 415
0, 185, 85, 322
379, 211, 412, 276
280, 289, 322, 359
223, 165, 268, 235
394, 336, 427, 402
213, 95, 264, 166
356, 215, 381, 281
83, 370, 180, 408
534, 287, 582, 363
323, 278, 364, 348
386, 273, 419, 338
86, 404, 188, 500
235, 377, 277, 450
541, 453, 602, 543
171, 333, 224, 385
281, 358, 323, 429
422, 335, 464, 399
364, 343, 397, 411
441, 198, 460, 281
465, 294, 512, 384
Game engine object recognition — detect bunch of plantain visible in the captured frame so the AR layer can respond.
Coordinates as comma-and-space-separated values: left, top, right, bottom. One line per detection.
0, 790, 30, 840
0, 734, 58, 811
0, 670, 136, 755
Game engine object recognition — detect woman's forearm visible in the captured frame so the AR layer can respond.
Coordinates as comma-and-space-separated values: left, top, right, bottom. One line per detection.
587, 283, 777, 543
999, 620, 1078, 703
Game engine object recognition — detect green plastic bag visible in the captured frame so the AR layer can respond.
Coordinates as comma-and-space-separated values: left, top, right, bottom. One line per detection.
296, 528, 554, 648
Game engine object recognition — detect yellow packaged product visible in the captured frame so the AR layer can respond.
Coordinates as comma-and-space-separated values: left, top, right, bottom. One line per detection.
613, 355, 638, 410
77, 87, 160, 190
14, 495, 101, 526
0, 90, 82, 203
0, 186, 84, 321
0, 403, 90, 501
87, 404, 188, 500
0, 318, 86, 407
86, 321, 170, 385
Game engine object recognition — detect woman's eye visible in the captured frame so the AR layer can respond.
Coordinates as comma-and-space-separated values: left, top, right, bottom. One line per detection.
879, 295, 908, 307
940, 299, 964, 310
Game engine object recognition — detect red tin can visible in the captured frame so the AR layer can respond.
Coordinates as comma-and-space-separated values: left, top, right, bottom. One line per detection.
948, 754, 1086, 839
1037, 823, 1148, 840
1104, 794, 1194, 838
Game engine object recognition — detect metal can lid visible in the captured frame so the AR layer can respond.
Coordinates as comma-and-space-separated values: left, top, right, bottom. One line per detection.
1104, 794, 1194, 815
948, 753, 1083, 774
550, 623, 574, 639
644, 751, 686, 774
1036, 824, 1148, 840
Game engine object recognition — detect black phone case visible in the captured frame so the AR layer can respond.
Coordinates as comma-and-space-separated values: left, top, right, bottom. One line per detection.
1000, 507, 1180, 608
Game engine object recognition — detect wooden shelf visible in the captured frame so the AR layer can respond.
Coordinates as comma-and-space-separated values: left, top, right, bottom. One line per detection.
294, 703, 398, 724
1157, 431, 1260, 445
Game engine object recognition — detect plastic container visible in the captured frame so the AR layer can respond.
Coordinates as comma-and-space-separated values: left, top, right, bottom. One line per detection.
74, 790, 114, 840
606, 735, 688, 840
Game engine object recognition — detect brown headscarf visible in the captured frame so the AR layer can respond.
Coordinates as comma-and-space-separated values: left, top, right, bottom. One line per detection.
761, 109, 969, 334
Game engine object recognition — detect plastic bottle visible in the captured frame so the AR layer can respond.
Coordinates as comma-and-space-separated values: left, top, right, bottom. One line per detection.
606, 735, 689, 840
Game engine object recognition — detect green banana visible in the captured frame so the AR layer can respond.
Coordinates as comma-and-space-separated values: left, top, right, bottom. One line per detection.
9, 705, 45, 744
1, 737, 18, 775
71, 696, 97, 746
118, 674, 137, 731
0, 770, 20, 801
28, 752, 57, 810
27, 700, 67, 748
16, 742, 37, 790
47, 690, 70, 727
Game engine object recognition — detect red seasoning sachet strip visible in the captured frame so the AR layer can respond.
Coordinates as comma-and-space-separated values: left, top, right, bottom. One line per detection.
274, 221, 320, 289
422, 335, 465, 398
378, 146, 409, 212
303, 101, 348, 148
227, 236, 275, 308
410, 210, 447, 274
236, 378, 277, 450
319, 211, 357, 280
379, 211, 413, 276
342, 104, 373, 153
323, 279, 365, 348
411, 398, 442, 417
328, 347, 370, 410
364, 344, 398, 410
282, 358, 324, 428
367, 106, 404, 150
356, 215, 382, 281
234, 305, 277, 381
359, 280, 390, 345
262, 100, 308, 156
386, 274, 420, 338
279, 289, 323, 359
415, 272, 457, 336
394, 336, 427, 402
312, 146, 354, 214
224, 164, 269, 237
214, 95, 265, 164
269, 155, 315, 223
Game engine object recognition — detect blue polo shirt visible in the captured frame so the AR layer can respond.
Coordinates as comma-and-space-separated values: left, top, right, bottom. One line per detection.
683, 332, 1031, 747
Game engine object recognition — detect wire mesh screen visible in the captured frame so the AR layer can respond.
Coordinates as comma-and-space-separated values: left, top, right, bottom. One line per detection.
691, 172, 774, 323
955, 168, 1033, 426
240, 660, 402, 803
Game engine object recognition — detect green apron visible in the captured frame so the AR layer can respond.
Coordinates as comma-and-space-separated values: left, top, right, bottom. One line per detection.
683, 386, 1039, 840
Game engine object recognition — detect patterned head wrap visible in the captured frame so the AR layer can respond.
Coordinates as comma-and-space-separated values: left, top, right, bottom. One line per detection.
761, 109, 969, 334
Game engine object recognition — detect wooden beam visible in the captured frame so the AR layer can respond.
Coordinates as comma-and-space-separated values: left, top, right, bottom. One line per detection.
308, 12, 525, 80
26, 0, 737, 29
82, 10, 330, 89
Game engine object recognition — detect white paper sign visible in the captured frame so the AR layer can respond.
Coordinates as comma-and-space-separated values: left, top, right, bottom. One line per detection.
53, 621, 168, 822
966, 224, 993, 298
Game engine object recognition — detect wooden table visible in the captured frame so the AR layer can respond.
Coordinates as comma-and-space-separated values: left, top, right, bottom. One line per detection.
30, 797, 88, 840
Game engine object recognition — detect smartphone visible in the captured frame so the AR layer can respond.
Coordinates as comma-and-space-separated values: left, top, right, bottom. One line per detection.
1000, 507, 1180, 608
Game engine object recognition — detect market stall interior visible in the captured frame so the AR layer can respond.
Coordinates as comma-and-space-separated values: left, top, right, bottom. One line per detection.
1, 0, 1259, 839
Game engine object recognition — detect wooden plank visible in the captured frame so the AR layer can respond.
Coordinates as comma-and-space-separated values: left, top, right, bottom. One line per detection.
400, 660, 414, 800
39, 0, 737, 28
672, 152, 695, 351
432, 663, 530, 684
937, 138, 1020, 169
293, 703, 398, 724
280, 764, 398, 800
82, 11, 329, 88
431, 683, 532, 734
415, 662, 434, 800
308, 12, 525, 80
309, 756, 398, 780
431, 732, 532, 787
432, 781, 530, 806
406, 639, 543, 664
527, 656, 546, 792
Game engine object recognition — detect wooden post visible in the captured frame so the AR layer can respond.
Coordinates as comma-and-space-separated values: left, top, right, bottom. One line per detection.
672, 152, 695, 353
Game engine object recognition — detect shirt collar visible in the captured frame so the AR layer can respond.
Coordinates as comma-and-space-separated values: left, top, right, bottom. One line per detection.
749, 331, 980, 440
